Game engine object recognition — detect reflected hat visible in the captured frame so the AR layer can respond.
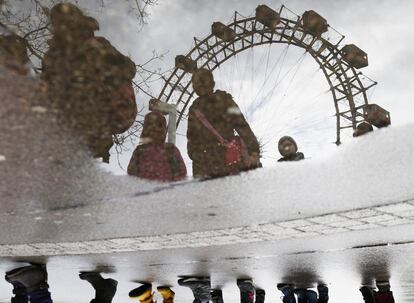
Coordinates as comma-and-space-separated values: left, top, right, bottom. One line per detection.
50, 3, 99, 31
278, 136, 298, 154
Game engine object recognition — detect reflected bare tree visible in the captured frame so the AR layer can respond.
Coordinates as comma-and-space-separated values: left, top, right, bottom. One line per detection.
1, 0, 167, 166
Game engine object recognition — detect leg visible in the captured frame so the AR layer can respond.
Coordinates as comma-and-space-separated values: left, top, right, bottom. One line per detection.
317, 285, 329, 303
237, 279, 254, 303
255, 289, 265, 303
277, 284, 296, 303
178, 277, 212, 303
211, 289, 224, 303
359, 286, 375, 303
305, 290, 317, 303
28, 289, 53, 303
373, 281, 395, 303
294, 289, 306, 303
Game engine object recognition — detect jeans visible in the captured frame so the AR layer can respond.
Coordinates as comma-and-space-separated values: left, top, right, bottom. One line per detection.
11, 294, 28, 303
29, 289, 53, 303
296, 289, 317, 303
280, 288, 296, 303
255, 289, 265, 303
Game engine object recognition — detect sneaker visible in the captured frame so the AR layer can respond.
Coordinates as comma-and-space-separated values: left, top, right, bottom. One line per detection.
129, 283, 153, 302
157, 286, 175, 303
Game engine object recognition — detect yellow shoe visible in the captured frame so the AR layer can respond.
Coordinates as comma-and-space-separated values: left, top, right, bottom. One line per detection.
157, 286, 175, 303
129, 284, 154, 303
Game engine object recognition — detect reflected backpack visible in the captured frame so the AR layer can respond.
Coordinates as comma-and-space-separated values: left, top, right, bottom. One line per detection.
194, 109, 249, 170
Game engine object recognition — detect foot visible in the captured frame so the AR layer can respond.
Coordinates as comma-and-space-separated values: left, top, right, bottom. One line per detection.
80, 272, 118, 303
157, 286, 175, 302
5, 268, 27, 296
129, 283, 153, 303
5, 265, 48, 293
178, 277, 211, 303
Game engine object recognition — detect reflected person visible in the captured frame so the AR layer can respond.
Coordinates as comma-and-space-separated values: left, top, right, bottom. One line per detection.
128, 111, 187, 182
42, 3, 137, 163
187, 68, 261, 179
277, 136, 304, 162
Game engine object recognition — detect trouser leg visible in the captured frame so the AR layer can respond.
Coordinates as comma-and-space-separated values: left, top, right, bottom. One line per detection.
28, 289, 53, 303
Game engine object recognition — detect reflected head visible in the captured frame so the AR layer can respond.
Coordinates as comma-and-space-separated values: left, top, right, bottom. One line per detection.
192, 68, 215, 97
0, 33, 30, 74
278, 136, 298, 157
140, 111, 167, 144
50, 3, 99, 35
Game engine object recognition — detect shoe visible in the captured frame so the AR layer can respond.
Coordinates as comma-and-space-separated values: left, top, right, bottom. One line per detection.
157, 286, 175, 303
178, 277, 211, 303
129, 284, 154, 303
79, 272, 118, 303
5, 268, 28, 296
360, 286, 375, 303
376, 280, 391, 292
5, 265, 48, 293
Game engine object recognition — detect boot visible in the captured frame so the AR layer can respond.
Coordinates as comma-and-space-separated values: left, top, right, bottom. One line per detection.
178, 277, 212, 303
237, 279, 254, 303
6, 270, 28, 303
211, 289, 224, 303
79, 272, 118, 303
129, 284, 154, 303
360, 286, 375, 303
317, 284, 329, 303
157, 286, 175, 303
5, 265, 48, 293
